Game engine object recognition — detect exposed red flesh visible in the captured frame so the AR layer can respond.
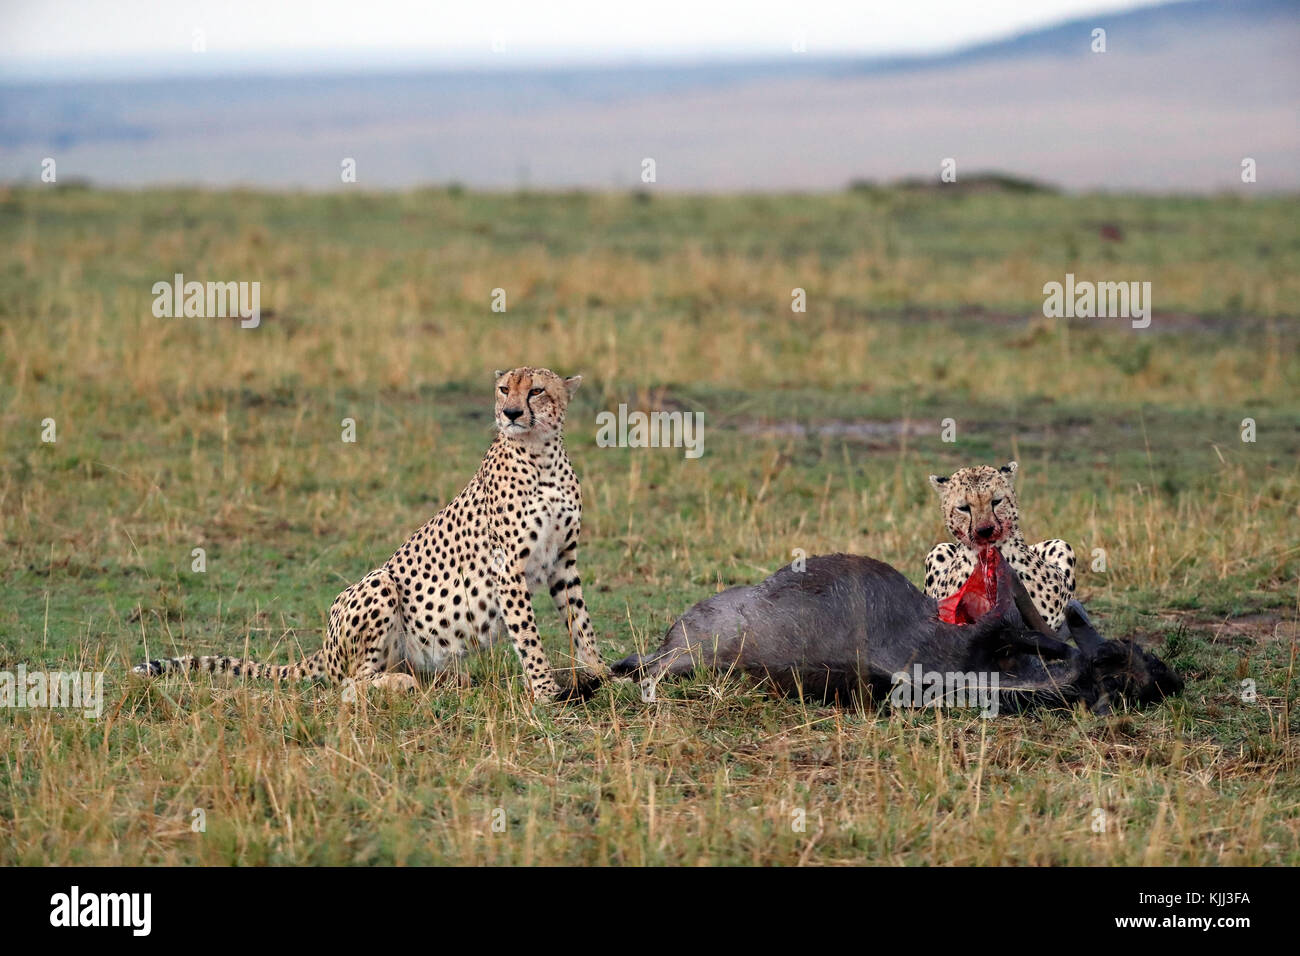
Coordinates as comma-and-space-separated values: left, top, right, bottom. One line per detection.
937, 546, 1000, 625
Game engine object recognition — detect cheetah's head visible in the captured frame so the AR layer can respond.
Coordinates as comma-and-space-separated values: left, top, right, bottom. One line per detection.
929, 461, 1021, 549
493, 367, 581, 441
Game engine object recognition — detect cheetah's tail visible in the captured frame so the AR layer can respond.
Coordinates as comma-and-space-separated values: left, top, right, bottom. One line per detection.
132, 649, 326, 682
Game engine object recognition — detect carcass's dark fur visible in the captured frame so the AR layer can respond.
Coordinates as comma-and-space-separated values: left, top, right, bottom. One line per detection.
612, 554, 1182, 714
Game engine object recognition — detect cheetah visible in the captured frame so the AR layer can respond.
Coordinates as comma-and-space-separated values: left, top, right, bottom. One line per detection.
923, 461, 1076, 632
134, 366, 606, 703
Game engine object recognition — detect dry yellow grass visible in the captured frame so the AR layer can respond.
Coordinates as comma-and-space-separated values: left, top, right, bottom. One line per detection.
0, 186, 1296, 864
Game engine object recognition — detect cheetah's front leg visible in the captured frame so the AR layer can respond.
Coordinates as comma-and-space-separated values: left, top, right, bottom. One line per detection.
548, 539, 608, 678
923, 542, 972, 599
498, 566, 582, 702
1031, 539, 1078, 596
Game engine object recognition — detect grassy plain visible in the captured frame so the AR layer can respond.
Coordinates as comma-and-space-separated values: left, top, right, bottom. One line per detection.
1, 185, 1297, 864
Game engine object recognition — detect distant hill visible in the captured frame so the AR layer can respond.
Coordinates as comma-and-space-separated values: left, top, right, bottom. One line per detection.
886, 0, 1298, 65
1, 0, 1297, 192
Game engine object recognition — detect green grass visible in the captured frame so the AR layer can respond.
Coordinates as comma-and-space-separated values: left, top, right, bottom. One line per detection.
0, 185, 1297, 865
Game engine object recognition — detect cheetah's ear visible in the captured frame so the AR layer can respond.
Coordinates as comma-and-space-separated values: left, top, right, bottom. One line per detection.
493, 369, 507, 381
1000, 461, 1019, 483
929, 474, 950, 494
563, 375, 582, 398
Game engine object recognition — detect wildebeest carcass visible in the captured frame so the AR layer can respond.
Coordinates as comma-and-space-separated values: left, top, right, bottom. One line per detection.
611, 552, 1182, 715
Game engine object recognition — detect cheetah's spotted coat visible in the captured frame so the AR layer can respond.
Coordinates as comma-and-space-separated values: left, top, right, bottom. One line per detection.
923, 461, 1077, 632
134, 367, 605, 702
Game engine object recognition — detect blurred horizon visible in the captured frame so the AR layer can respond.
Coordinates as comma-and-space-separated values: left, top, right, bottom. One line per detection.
1, 0, 1297, 192
3, 0, 1178, 83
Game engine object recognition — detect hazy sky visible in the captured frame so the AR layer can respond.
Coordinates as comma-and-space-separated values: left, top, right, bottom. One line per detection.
2, 0, 1176, 78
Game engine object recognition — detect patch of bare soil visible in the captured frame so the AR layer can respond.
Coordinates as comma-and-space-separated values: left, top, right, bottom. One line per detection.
732, 416, 1107, 446
1161, 609, 1299, 646
843, 306, 1298, 334
737, 420, 935, 442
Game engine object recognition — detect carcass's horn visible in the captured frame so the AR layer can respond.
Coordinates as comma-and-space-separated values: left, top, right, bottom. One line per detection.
992, 553, 1057, 639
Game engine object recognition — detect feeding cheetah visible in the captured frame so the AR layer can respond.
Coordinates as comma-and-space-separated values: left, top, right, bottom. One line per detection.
923, 461, 1076, 632
135, 367, 606, 703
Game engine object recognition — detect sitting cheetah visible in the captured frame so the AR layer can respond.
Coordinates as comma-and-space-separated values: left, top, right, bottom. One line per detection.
135, 367, 606, 702
923, 461, 1076, 632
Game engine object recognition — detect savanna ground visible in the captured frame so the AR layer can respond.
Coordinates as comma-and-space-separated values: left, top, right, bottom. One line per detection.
1, 184, 1297, 865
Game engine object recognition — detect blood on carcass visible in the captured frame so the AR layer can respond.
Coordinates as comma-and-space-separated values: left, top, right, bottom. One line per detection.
937, 546, 1000, 625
